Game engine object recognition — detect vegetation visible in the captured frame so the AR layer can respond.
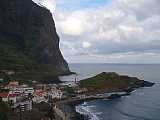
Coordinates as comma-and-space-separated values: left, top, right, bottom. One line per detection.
0, 43, 71, 84
0, 101, 9, 120
0, 29, 70, 83
80, 72, 141, 92
64, 86, 75, 95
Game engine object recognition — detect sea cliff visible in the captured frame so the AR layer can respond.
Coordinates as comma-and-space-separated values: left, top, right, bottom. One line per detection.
0, 0, 70, 82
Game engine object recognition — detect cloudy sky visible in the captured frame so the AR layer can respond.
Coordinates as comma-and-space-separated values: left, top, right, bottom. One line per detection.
33, 0, 160, 63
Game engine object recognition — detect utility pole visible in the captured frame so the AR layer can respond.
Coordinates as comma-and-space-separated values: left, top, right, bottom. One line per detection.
75, 74, 78, 84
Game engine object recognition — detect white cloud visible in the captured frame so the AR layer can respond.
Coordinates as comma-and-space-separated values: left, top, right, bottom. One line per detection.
59, 17, 84, 36
34, 0, 160, 63
33, 0, 56, 13
83, 42, 91, 48
56, 11, 90, 36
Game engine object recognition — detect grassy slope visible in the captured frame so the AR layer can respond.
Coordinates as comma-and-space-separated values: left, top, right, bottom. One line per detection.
80, 72, 141, 92
0, 43, 69, 84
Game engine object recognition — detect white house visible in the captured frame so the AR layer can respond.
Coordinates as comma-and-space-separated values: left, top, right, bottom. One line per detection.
5, 81, 19, 89
10, 86, 34, 96
60, 82, 78, 87
74, 87, 88, 94
47, 89, 63, 99
33, 90, 47, 103
14, 100, 32, 111
0, 92, 21, 103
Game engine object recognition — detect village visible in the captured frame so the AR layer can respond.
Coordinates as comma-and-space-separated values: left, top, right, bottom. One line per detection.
0, 71, 152, 120
0, 71, 124, 120
0, 75, 90, 113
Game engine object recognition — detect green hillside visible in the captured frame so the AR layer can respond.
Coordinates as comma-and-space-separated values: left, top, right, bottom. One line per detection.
80, 72, 151, 92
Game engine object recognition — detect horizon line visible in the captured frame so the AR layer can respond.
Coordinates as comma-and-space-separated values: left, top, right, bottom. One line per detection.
68, 63, 160, 65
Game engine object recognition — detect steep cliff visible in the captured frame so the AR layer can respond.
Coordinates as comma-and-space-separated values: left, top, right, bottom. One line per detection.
0, 0, 70, 81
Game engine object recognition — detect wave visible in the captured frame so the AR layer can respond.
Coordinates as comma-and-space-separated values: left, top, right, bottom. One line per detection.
76, 102, 102, 120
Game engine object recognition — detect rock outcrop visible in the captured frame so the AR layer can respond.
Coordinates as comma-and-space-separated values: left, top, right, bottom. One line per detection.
0, 0, 69, 77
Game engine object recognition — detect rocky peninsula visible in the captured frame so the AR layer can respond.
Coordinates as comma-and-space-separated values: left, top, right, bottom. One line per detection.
54, 72, 154, 120
80, 72, 154, 93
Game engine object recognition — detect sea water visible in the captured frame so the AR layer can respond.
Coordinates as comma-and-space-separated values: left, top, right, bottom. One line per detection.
60, 64, 160, 120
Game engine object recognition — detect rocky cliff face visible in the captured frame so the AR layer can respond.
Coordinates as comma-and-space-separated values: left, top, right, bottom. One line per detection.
0, 0, 69, 74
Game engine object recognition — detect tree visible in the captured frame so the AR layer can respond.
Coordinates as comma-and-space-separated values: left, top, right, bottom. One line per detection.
0, 101, 8, 120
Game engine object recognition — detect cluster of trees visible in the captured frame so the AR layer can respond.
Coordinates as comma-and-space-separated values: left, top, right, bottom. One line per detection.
0, 100, 9, 120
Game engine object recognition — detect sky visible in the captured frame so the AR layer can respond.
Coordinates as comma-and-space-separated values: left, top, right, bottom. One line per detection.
33, 0, 160, 63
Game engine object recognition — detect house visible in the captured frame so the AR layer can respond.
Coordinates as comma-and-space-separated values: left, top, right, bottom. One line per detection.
74, 87, 88, 94
0, 70, 15, 75
9, 81, 19, 86
33, 90, 47, 103
6, 71, 15, 75
34, 84, 47, 91
14, 100, 32, 111
10, 86, 34, 96
47, 89, 63, 99
0, 92, 8, 102
0, 92, 21, 103
60, 82, 78, 87
5, 81, 19, 89
35, 84, 58, 91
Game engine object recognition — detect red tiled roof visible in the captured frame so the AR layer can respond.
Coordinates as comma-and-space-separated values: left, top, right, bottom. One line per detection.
0, 92, 8, 98
35, 91, 44, 97
8, 94, 19, 97
0, 92, 19, 98
6, 84, 17, 87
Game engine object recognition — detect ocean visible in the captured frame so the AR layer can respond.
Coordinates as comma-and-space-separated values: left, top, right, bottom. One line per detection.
60, 63, 160, 120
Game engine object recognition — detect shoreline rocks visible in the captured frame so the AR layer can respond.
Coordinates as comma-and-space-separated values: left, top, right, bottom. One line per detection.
59, 72, 155, 120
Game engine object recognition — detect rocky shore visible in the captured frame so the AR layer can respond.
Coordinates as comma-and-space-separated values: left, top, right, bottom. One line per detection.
55, 86, 155, 120
54, 93, 133, 120
53, 100, 89, 120
54, 72, 155, 120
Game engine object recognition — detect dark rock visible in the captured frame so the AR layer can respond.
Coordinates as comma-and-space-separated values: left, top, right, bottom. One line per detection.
139, 80, 155, 87
124, 88, 135, 93
0, 0, 69, 72
108, 94, 121, 99
124, 80, 154, 93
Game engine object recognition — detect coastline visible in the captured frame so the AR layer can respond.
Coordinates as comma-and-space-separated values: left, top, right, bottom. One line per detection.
53, 92, 134, 120
54, 72, 155, 120
53, 101, 88, 120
